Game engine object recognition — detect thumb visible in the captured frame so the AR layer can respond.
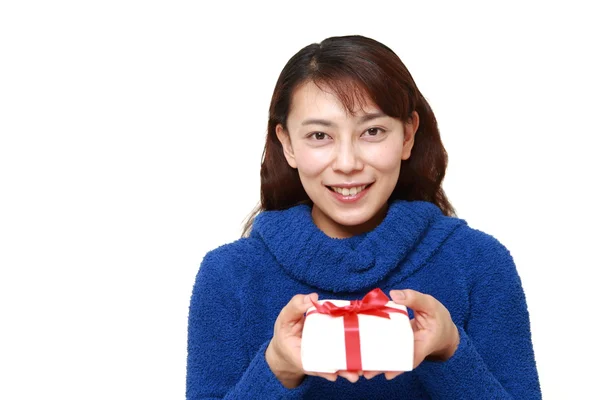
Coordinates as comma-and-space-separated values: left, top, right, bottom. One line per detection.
279, 293, 318, 325
304, 292, 319, 305
390, 289, 435, 313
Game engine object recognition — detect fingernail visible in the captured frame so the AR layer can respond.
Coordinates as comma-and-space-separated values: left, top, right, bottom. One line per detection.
391, 290, 405, 300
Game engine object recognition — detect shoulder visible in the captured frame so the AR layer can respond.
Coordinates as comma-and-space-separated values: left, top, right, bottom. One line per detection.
202, 236, 267, 264
195, 236, 268, 283
452, 224, 512, 258
444, 222, 519, 278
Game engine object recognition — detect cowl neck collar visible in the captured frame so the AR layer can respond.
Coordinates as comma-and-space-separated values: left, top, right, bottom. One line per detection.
251, 200, 464, 293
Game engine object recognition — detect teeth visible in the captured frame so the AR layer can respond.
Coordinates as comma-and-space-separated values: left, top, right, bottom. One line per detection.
331, 185, 367, 196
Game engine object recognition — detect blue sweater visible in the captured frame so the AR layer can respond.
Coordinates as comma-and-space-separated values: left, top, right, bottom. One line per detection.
187, 200, 541, 399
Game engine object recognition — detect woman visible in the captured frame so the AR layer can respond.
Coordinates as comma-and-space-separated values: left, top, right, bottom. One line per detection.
187, 35, 541, 399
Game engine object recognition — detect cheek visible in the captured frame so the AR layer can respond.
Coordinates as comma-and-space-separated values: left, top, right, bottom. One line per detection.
294, 148, 330, 177
363, 142, 404, 172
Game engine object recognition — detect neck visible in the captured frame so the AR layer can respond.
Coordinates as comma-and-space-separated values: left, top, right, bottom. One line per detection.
311, 203, 389, 239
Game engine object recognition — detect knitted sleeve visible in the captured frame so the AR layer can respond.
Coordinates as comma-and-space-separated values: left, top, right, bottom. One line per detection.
186, 248, 309, 399
414, 236, 542, 399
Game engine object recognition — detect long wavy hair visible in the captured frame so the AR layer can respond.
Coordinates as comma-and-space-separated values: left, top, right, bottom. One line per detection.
242, 35, 454, 237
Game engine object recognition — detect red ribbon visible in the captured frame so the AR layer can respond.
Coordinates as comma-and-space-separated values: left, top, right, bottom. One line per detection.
306, 288, 408, 371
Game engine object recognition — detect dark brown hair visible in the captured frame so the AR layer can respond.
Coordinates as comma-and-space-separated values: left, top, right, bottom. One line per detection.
242, 35, 454, 237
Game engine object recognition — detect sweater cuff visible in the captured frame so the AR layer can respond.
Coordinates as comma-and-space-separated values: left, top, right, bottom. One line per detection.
234, 340, 310, 399
413, 326, 507, 398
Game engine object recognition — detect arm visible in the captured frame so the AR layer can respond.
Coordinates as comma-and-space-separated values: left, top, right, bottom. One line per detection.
186, 249, 309, 399
414, 239, 541, 399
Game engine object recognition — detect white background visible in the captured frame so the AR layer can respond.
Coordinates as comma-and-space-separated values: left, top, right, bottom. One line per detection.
1, 1, 598, 398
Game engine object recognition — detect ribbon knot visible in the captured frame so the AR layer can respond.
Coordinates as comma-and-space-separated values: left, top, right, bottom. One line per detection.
306, 288, 408, 371
308, 288, 402, 319
348, 300, 362, 312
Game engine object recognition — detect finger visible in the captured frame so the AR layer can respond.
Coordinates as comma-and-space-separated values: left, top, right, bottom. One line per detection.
410, 318, 418, 332
306, 371, 337, 382
337, 370, 360, 383
319, 372, 338, 382
412, 339, 431, 369
384, 371, 404, 380
278, 293, 318, 327
363, 371, 383, 380
390, 289, 436, 314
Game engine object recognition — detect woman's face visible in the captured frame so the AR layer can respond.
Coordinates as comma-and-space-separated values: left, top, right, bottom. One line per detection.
276, 81, 419, 238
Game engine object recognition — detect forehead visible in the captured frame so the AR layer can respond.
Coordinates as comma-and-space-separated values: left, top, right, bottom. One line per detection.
288, 80, 382, 122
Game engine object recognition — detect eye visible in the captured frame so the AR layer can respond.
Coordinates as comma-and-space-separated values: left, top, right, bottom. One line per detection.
362, 127, 385, 137
309, 132, 330, 140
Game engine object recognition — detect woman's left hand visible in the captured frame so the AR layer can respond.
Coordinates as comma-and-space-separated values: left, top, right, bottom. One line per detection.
363, 289, 460, 381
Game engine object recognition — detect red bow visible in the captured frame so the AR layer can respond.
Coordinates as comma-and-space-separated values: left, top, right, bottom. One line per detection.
306, 288, 408, 371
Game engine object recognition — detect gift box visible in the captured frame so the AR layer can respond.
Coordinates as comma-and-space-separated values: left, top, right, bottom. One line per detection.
301, 288, 414, 373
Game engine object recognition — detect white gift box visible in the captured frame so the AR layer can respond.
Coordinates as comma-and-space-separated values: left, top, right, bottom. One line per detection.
301, 299, 414, 373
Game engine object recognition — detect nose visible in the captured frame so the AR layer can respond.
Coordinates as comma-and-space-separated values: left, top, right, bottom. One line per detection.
332, 139, 363, 174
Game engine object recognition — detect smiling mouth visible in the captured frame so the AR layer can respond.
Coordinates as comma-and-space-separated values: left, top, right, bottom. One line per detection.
326, 183, 373, 196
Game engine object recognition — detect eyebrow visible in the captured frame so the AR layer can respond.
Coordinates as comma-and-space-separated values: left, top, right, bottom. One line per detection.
300, 112, 387, 127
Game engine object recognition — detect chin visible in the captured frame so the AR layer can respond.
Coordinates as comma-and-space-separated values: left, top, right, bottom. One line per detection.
329, 207, 377, 228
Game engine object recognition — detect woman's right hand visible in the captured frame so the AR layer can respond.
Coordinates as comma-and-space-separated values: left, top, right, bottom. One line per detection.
265, 293, 360, 388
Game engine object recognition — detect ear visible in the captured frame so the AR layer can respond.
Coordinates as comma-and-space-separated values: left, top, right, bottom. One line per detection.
401, 111, 420, 160
275, 124, 298, 169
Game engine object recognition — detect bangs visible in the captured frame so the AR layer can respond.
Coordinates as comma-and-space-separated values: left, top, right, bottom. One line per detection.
307, 62, 413, 121
311, 77, 376, 117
